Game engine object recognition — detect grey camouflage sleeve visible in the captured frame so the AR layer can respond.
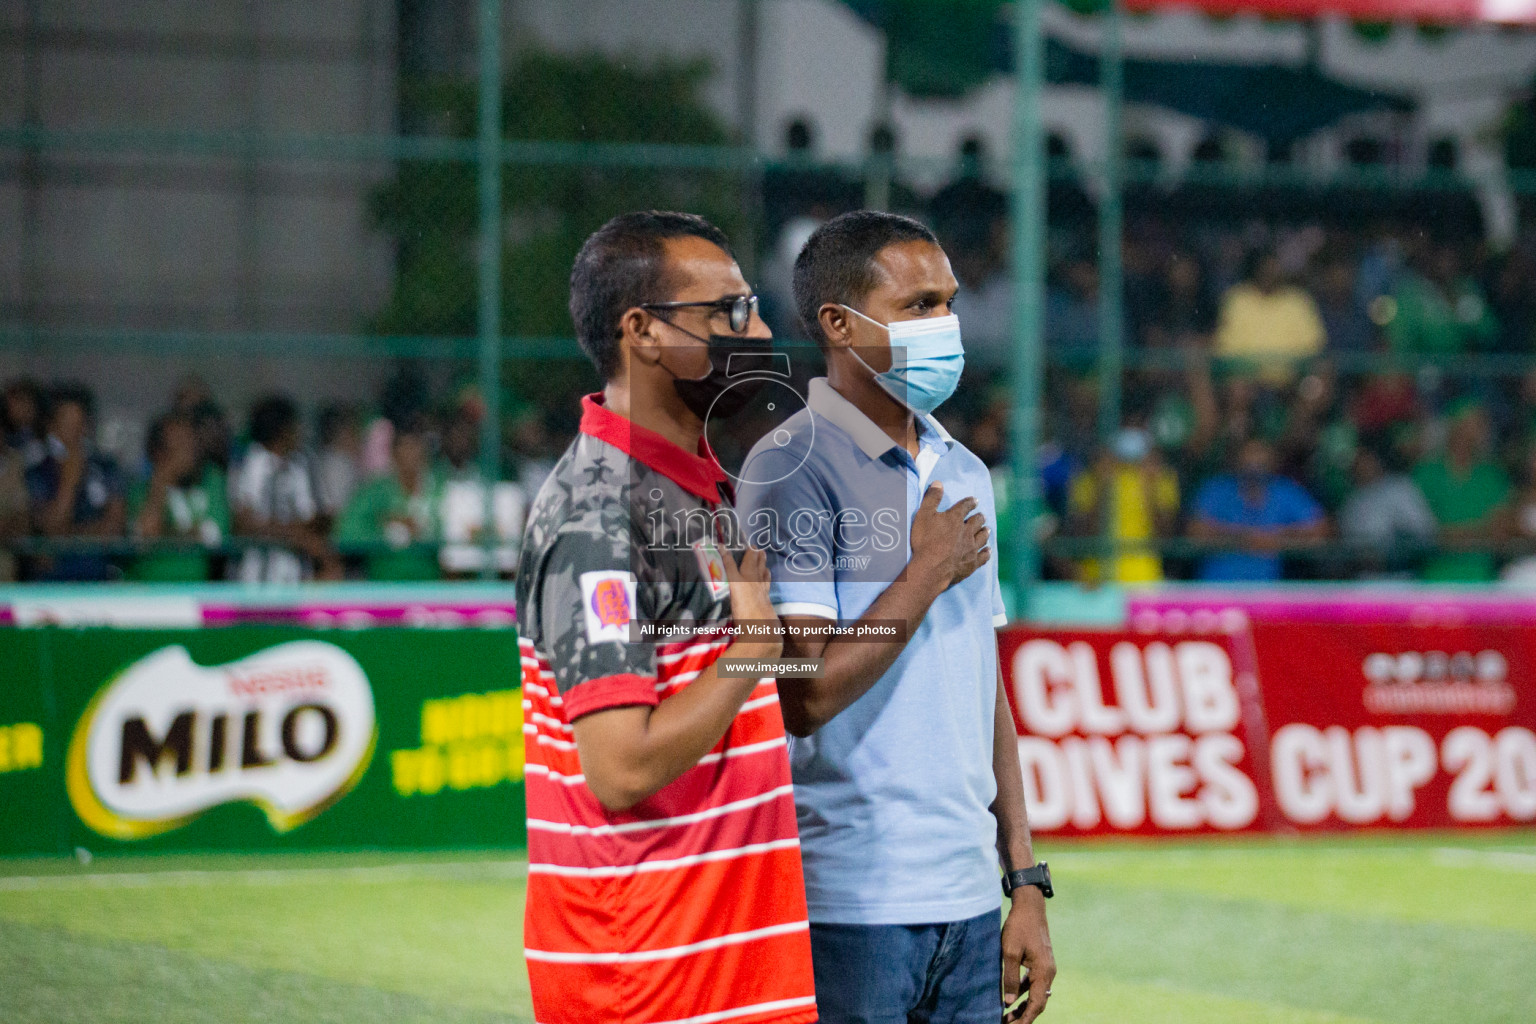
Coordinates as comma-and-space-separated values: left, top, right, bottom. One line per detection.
538, 522, 660, 721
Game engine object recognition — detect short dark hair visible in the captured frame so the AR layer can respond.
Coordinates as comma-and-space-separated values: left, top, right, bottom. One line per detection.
317, 403, 355, 446
249, 395, 299, 448
392, 412, 430, 445
146, 411, 192, 461
785, 118, 813, 152
2, 378, 45, 432
792, 210, 939, 346
48, 381, 96, 424
1243, 247, 1281, 282
568, 211, 733, 380
190, 399, 225, 432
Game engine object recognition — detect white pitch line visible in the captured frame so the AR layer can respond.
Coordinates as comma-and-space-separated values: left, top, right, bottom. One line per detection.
1057, 844, 1536, 869
0, 859, 529, 891
1057, 845, 1415, 866
1432, 848, 1536, 873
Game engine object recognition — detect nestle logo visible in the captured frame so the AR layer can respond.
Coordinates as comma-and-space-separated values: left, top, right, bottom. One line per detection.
1361, 650, 1516, 716
1361, 650, 1507, 686
226, 665, 330, 698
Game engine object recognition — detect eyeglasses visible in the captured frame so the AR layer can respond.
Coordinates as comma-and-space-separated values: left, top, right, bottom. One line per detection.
641, 294, 760, 335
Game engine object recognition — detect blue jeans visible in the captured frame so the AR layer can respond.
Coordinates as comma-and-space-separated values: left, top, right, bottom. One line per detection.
809, 909, 1001, 1024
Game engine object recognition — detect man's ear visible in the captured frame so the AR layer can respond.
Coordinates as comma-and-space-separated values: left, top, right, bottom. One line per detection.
619, 307, 664, 369
818, 303, 853, 349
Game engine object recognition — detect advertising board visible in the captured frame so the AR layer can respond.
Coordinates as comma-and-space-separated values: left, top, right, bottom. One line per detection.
1000, 618, 1272, 837
0, 628, 525, 856
1001, 605, 1536, 835
1252, 619, 1536, 830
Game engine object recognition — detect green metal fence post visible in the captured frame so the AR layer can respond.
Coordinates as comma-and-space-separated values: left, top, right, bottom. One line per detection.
1009, 0, 1048, 610
477, 0, 504, 581
1097, 0, 1126, 569
737, 0, 762, 279
1097, 0, 1125, 441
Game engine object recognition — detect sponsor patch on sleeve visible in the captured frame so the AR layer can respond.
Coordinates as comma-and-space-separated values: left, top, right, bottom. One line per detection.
580, 571, 637, 645
693, 540, 731, 600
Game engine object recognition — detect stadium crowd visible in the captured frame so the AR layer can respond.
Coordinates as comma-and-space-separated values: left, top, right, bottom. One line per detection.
0, 370, 563, 584
942, 220, 1536, 587
757, 128, 1536, 587
7, 135, 1536, 586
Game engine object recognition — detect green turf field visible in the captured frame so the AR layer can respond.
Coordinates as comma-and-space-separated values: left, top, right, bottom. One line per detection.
0, 833, 1532, 1024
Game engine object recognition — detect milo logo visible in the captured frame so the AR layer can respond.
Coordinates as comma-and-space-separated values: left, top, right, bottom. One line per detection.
66, 642, 376, 839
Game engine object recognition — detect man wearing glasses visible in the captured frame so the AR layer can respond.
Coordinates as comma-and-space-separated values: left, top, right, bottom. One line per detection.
515, 211, 817, 1024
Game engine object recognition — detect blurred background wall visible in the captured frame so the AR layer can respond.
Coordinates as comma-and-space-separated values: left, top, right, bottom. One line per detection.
10, 1, 1536, 586
1, 1, 397, 423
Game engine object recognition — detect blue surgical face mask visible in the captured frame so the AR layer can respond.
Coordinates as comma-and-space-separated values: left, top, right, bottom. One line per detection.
1111, 428, 1150, 463
842, 306, 965, 415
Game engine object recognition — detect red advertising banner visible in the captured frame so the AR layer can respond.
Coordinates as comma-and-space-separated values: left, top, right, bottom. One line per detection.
1001, 612, 1536, 836
1252, 620, 1536, 831
1124, 1, 1536, 26
999, 619, 1274, 838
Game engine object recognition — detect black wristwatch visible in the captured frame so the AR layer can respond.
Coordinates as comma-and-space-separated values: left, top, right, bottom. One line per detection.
1002, 861, 1053, 899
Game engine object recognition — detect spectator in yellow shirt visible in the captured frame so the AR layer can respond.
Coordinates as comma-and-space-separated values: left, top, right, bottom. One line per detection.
1215, 250, 1326, 384
1067, 427, 1180, 584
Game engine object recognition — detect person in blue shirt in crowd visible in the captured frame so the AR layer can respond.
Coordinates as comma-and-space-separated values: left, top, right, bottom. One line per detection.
735, 210, 1056, 1024
25, 383, 124, 581
1187, 435, 1328, 581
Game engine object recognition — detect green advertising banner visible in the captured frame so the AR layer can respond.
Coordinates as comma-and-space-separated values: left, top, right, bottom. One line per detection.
0, 631, 57, 856
0, 627, 525, 856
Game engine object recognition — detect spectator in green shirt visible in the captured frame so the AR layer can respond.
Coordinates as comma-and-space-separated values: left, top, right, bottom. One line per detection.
1413, 401, 1512, 582
127, 412, 230, 581
1385, 244, 1498, 355
334, 418, 442, 581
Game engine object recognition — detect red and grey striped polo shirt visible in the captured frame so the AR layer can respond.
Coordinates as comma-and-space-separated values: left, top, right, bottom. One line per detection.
514, 394, 816, 1024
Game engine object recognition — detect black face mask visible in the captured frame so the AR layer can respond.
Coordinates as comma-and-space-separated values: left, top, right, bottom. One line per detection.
667, 334, 773, 423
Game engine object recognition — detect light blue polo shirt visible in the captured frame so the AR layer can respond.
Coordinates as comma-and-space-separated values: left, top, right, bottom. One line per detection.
735, 377, 1007, 925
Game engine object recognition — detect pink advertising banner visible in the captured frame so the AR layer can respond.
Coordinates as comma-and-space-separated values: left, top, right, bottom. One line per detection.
1125, 1, 1536, 25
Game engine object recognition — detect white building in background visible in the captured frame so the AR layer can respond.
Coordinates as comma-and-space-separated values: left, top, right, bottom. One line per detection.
516, 0, 1536, 188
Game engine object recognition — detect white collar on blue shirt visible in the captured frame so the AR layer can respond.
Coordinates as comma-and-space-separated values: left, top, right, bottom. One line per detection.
805, 377, 954, 461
